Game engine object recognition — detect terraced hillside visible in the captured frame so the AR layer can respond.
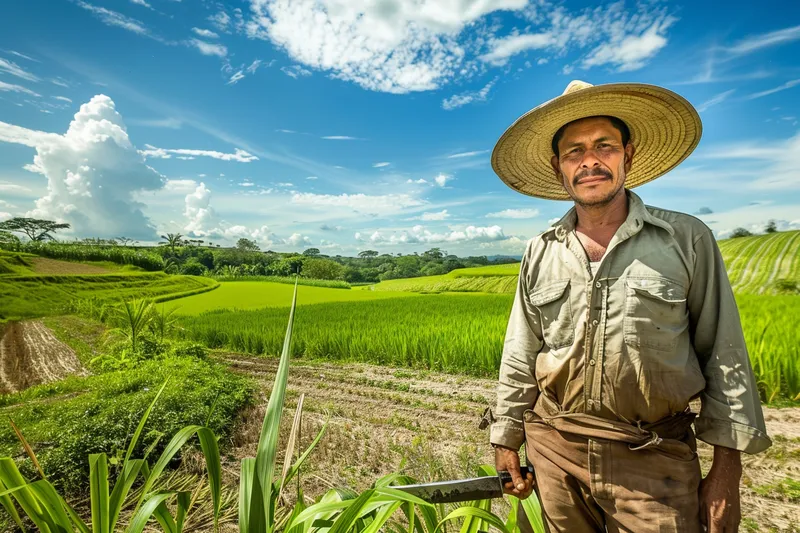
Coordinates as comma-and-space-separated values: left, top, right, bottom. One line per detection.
718, 230, 800, 295
367, 231, 800, 295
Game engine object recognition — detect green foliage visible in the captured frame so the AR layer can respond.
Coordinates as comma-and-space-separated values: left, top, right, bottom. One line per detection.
731, 227, 753, 238
301, 257, 345, 280
236, 238, 260, 252
0, 217, 70, 241
765, 220, 778, 233
0, 356, 252, 493
180, 258, 208, 276
12, 241, 165, 271
302, 247, 320, 256
753, 477, 800, 502
719, 230, 800, 295
211, 275, 351, 289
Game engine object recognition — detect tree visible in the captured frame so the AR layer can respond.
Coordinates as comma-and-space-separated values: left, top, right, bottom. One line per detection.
116, 236, 137, 247
236, 238, 260, 252
302, 247, 321, 257
302, 258, 344, 280
159, 233, 184, 254
765, 220, 778, 234
0, 230, 20, 249
730, 227, 753, 238
423, 247, 445, 260
0, 217, 70, 241
358, 250, 379, 258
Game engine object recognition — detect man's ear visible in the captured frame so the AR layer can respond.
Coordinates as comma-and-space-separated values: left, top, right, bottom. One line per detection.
550, 154, 561, 180
624, 143, 636, 173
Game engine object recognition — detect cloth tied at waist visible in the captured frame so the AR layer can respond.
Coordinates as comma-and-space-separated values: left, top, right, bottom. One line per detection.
524, 393, 697, 452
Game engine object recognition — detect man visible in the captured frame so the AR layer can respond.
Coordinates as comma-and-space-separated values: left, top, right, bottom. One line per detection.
489, 80, 771, 533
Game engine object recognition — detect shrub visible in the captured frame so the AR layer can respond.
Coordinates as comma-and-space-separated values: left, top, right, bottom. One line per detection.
167, 340, 208, 360
731, 227, 753, 238
180, 258, 207, 276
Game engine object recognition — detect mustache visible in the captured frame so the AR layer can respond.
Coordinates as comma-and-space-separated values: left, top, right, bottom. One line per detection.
573, 167, 612, 186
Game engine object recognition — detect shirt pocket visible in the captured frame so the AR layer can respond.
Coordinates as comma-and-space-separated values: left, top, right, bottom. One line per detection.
623, 276, 687, 352
529, 278, 574, 350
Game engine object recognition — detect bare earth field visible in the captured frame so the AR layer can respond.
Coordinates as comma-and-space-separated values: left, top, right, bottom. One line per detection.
0, 320, 87, 394
215, 353, 800, 532
29, 257, 114, 275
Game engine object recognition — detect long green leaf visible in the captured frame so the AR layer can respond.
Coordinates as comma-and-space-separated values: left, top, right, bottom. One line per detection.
361, 501, 403, 533
435, 507, 511, 533
89, 454, 110, 533
108, 459, 145, 531
175, 491, 192, 533
151, 499, 177, 533
239, 458, 256, 533
327, 489, 376, 533
27, 480, 76, 533
254, 279, 299, 532
127, 492, 175, 533
0, 458, 53, 532
518, 493, 546, 533
0, 477, 25, 532
124, 380, 169, 463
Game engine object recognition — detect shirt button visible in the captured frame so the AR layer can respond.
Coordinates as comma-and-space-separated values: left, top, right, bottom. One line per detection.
595, 282, 601, 288
589, 359, 596, 366
586, 399, 594, 408
592, 319, 598, 326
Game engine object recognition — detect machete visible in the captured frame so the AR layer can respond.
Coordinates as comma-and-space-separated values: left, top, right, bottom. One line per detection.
391, 464, 534, 504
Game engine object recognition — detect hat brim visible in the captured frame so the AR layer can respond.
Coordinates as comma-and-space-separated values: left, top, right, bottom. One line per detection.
491, 83, 702, 200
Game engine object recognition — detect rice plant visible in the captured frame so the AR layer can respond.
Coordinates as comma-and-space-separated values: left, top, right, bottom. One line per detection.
13, 242, 165, 271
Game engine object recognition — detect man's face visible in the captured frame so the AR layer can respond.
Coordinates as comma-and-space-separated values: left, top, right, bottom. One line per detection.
550, 117, 635, 208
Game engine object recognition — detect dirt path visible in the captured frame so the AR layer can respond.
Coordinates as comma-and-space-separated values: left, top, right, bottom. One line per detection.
0, 320, 88, 394
30, 257, 113, 275
213, 353, 800, 532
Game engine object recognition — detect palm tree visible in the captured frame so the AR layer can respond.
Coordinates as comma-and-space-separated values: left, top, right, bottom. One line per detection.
159, 233, 184, 255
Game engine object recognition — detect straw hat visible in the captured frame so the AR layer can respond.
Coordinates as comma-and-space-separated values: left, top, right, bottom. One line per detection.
491, 80, 702, 200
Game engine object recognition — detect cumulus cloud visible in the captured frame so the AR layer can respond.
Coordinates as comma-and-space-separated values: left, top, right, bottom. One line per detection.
292, 192, 426, 214
406, 178, 428, 184
188, 39, 228, 57
0, 95, 164, 239
433, 173, 452, 187
183, 182, 216, 234
486, 208, 540, 219
480, 33, 554, 66
409, 209, 450, 221
356, 224, 508, 245
139, 144, 258, 162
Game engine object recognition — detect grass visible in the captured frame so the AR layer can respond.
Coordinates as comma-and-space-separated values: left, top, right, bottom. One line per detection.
0, 272, 217, 320
211, 275, 351, 289
177, 291, 800, 402
12, 241, 165, 271
161, 280, 418, 315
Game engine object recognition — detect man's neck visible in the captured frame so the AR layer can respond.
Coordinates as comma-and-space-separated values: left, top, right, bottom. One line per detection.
575, 188, 629, 234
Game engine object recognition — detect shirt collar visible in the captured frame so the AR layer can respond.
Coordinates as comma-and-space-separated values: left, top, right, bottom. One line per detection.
543, 189, 674, 243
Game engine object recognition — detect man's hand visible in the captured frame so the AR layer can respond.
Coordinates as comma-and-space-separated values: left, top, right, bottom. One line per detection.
494, 444, 535, 499
699, 446, 742, 533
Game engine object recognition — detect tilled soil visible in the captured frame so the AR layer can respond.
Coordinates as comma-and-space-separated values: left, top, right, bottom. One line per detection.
214, 352, 800, 532
30, 257, 113, 275
0, 320, 88, 394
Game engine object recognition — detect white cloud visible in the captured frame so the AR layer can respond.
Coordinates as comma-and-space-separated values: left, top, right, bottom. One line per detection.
164, 179, 199, 193
697, 89, 735, 112
356, 224, 508, 245
276, 182, 294, 187
246, 0, 529, 93
725, 24, 800, 55
480, 33, 554, 66
208, 10, 231, 32
0, 81, 41, 97
183, 182, 217, 235
442, 78, 496, 110
0, 181, 33, 193
292, 192, 426, 213
0, 95, 164, 239
6, 50, 39, 63
406, 178, 428, 184
276, 128, 296, 133
246, 59, 263, 74
373, 162, 390, 168
322, 135, 362, 140
128, 117, 183, 129
239, 181, 255, 187
139, 144, 258, 162
306, 175, 318, 180
76, 2, 152, 37
130, 0, 153, 9
188, 39, 228, 57
581, 15, 674, 72
286, 232, 313, 246
433, 173, 452, 187
281, 65, 312, 79
51, 78, 70, 88
446, 149, 488, 158
0, 212, 11, 222
486, 208, 540, 219
192, 27, 220, 39
53, 96, 73, 103
745, 79, 800, 100
227, 71, 246, 84
0, 58, 39, 82
409, 209, 450, 221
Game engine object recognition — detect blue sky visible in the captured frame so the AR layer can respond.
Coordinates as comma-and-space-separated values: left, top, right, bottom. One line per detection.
1, 0, 799, 255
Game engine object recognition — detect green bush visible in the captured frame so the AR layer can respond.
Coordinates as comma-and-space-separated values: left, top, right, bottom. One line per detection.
180, 258, 207, 276
0, 357, 252, 492
167, 340, 208, 360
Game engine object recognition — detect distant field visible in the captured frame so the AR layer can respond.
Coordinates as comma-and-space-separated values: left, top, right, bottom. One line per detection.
0, 273, 217, 320
163, 280, 419, 315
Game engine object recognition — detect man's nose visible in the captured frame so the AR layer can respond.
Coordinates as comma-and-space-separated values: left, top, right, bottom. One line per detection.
580, 150, 602, 168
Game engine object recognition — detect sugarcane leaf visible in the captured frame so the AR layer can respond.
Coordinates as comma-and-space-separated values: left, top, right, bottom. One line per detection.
435, 507, 511, 533
89, 454, 110, 533
127, 491, 176, 533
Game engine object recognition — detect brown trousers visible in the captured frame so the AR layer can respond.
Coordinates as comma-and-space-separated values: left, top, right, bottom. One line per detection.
517, 395, 702, 533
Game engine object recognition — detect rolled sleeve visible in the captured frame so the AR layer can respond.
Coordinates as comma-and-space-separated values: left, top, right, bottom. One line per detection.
490, 244, 542, 449
688, 230, 771, 454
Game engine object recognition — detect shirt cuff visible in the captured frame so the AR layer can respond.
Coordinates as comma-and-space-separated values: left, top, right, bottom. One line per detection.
695, 417, 772, 454
490, 416, 525, 450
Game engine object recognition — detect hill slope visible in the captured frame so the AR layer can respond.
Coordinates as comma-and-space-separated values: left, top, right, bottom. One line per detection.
366, 231, 800, 295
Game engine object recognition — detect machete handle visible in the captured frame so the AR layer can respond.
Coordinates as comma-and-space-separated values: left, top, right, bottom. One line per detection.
498, 464, 534, 485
